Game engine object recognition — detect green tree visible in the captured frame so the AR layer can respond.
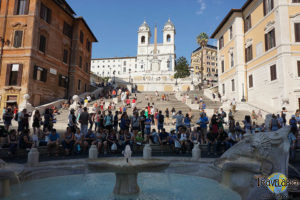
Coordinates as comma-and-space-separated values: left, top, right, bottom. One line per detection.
197, 32, 209, 47
174, 56, 190, 78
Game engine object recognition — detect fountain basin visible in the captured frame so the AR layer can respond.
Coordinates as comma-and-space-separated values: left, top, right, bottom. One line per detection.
88, 158, 170, 195
4, 173, 241, 200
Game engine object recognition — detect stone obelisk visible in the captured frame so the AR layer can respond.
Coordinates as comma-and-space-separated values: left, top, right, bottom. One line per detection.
151, 25, 161, 72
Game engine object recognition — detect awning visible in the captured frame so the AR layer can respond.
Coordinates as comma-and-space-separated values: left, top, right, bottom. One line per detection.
6, 100, 17, 103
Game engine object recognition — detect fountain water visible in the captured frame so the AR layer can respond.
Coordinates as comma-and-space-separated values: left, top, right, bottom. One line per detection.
88, 145, 170, 196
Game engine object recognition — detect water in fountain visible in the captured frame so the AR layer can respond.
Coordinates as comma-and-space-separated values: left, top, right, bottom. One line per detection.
4, 173, 241, 200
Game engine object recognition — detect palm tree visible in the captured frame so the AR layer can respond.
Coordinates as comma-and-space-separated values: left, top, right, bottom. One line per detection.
196, 32, 209, 90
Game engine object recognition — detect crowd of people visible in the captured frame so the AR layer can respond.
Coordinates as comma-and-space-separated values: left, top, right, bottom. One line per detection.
0, 90, 300, 160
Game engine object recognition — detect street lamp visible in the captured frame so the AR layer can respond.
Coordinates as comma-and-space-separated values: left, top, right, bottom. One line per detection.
189, 68, 194, 85
241, 83, 246, 102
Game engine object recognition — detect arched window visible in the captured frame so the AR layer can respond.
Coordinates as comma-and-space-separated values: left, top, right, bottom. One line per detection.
167, 34, 171, 42
141, 36, 145, 44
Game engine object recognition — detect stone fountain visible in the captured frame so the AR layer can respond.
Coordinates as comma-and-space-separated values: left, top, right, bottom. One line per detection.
0, 159, 19, 198
88, 145, 170, 195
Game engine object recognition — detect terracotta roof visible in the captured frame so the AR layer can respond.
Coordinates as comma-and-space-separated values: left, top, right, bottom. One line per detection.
210, 0, 253, 38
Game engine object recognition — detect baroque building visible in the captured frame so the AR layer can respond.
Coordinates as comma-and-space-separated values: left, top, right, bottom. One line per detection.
91, 19, 176, 78
0, 0, 97, 110
211, 0, 300, 112
191, 45, 218, 81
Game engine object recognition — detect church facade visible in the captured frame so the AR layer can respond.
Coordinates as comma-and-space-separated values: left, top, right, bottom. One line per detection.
91, 19, 176, 78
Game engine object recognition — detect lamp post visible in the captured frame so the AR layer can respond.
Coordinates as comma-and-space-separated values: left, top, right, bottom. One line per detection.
241, 83, 246, 102
189, 68, 194, 85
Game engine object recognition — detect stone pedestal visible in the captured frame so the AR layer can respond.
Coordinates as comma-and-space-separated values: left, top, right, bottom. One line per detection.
114, 173, 140, 195
89, 145, 98, 159
192, 144, 201, 161
0, 179, 10, 198
27, 148, 39, 166
143, 144, 152, 160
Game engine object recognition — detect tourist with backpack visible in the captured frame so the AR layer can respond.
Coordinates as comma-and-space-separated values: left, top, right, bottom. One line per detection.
269, 114, 281, 131
104, 111, 113, 131
156, 110, 164, 132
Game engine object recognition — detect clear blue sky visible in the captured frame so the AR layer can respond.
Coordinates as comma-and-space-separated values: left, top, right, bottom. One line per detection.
67, 0, 244, 63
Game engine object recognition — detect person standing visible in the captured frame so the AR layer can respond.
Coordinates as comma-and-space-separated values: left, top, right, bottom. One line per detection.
32, 110, 41, 136
173, 111, 184, 133
197, 113, 209, 144
231, 98, 237, 113
79, 107, 89, 136
3, 108, 13, 131
156, 110, 164, 132
165, 108, 169, 125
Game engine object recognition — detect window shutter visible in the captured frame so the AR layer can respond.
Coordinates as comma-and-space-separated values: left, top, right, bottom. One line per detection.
33, 65, 37, 80
17, 64, 23, 86
5, 64, 12, 86
298, 61, 300, 77
25, 0, 30, 15
14, 0, 19, 15
271, 0, 274, 9
272, 29, 276, 47
47, 8, 52, 23
295, 23, 300, 42
265, 33, 268, 51
42, 68, 47, 82
263, 0, 266, 16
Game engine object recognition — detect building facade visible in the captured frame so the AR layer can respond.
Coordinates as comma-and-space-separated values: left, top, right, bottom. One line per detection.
191, 45, 218, 81
211, 0, 300, 112
91, 57, 137, 78
0, 0, 97, 110
91, 19, 176, 78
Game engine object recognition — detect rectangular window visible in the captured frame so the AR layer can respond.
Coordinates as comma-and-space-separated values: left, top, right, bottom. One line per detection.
33, 65, 47, 82
80, 31, 84, 44
221, 60, 224, 73
14, 0, 29, 15
85, 63, 89, 73
229, 26, 233, 40
265, 29, 276, 51
230, 53, 234, 68
231, 79, 235, 91
84, 84, 87, 92
245, 45, 253, 62
39, 35, 46, 53
79, 56, 82, 68
297, 61, 300, 77
6, 64, 23, 86
295, 23, 300, 42
123, 67, 126, 73
63, 49, 68, 64
63, 22, 72, 39
249, 75, 253, 88
222, 84, 225, 95
219, 36, 224, 49
263, 0, 274, 16
207, 68, 210, 72
86, 39, 90, 52
40, 3, 51, 23
59, 74, 67, 88
13, 30, 23, 48
77, 80, 81, 91
270, 64, 277, 81
244, 15, 252, 33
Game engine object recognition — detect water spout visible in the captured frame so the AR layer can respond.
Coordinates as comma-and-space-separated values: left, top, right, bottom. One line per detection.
123, 145, 132, 164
